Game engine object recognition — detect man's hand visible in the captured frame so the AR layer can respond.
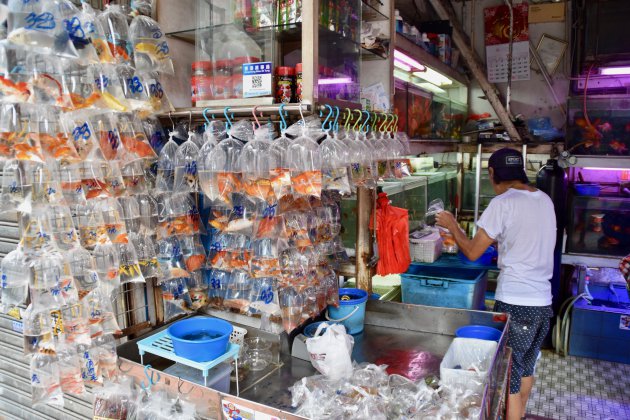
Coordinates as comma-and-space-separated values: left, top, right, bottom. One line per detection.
434, 211, 494, 261
435, 211, 458, 233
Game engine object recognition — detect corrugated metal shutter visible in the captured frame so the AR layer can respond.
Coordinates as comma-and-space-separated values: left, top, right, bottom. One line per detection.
0, 208, 94, 419
0, 314, 95, 419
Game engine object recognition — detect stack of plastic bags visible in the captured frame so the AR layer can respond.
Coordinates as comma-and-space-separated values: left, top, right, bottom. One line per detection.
0, 0, 174, 408
92, 376, 199, 420
290, 363, 483, 420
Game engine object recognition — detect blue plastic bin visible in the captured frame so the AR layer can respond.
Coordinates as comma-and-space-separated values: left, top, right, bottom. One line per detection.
401, 266, 488, 309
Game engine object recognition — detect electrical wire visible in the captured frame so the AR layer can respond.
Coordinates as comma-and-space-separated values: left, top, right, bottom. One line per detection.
582, 62, 596, 129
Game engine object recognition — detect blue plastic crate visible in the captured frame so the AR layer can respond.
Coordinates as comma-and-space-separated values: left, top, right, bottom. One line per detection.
568, 300, 630, 364
401, 265, 488, 310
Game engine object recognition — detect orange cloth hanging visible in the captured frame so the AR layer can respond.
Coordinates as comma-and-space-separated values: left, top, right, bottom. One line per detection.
371, 192, 411, 275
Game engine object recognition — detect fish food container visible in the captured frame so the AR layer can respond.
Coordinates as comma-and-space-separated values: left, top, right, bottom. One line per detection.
167, 317, 233, 362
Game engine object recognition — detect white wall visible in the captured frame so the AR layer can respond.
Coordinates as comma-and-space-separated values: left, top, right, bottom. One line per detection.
456, 0, 571, 128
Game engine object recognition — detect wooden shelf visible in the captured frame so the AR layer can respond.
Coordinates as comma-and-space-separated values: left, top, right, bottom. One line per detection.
395, 35, 469, 87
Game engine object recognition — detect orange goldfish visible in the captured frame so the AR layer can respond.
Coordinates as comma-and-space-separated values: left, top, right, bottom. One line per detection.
0, 77, 30, 102
291, 170, 322, 197
610, 140, 628, 154
185, 254, 206, 272
121, 134, 157, 158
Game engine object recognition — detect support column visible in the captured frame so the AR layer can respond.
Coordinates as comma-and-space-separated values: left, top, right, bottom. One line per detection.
355, 186, 374, 295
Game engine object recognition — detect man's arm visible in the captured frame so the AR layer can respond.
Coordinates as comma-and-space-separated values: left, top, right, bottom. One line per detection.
435, 211, 494, 261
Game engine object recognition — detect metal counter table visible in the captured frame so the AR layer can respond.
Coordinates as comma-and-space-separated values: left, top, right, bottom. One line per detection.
117, 300, 511, 419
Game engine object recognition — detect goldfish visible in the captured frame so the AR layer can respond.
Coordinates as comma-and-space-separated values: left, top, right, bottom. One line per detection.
216, 172, 242, 204
38, 133, 81, 162
14, 142, 44, 162
255, 216, 280, 238
570, 117, 604, 151
597, 122, 613, 133
98, 130, 122, 160
242, 178, 275, 201
92, 39, 116, 63
185, 254, 206, 273
110, 42, 131, 61
121, 134, 157, 159
0, 76, 30, 102
134, 42, 168, 61
7, 27, 61, 51
99, 91, 128, 112
67, 92, 102, 110
610, 140, 628, 154
83, 179, 109, 199
0, 143, 11, 157
291, 170, 322, 197
225, 218, 254, 233
169, 267, 190, 279
209, 216, 228, 231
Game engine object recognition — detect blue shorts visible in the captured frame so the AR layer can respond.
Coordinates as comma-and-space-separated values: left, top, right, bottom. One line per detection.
494, 301, 553, 394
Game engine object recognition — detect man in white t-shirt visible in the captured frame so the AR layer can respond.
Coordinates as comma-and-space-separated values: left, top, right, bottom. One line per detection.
436, 148, 556, 420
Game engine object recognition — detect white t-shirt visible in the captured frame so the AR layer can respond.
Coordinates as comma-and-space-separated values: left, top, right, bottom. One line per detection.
477, 188, 556, 306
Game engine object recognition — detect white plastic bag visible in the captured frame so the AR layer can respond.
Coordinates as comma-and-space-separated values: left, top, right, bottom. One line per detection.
305, 322, 354, 381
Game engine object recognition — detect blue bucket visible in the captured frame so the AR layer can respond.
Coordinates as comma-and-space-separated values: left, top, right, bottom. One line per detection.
455, 325, 502, 341
326, 288, 369, 334
167, 317, 233, 362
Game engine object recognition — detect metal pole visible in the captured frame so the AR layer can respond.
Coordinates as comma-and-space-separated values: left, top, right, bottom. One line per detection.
161, 103, 312, 119
504, 0, 513, 116
473, 143, 482, 235
529, 41, 567, 118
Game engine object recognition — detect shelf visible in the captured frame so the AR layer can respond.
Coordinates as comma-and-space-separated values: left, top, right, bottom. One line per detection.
166, 22, 299, 45
410, 138, 461, 144
562, 253, 627, 269
395, 35, 468, 87
571, 156, 630, 169
362, 0, 389, 22
361, 42, 389, 60
195, 97, 274, 108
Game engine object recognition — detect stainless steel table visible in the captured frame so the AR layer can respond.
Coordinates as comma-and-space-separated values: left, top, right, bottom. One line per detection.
118, 300, 511, 419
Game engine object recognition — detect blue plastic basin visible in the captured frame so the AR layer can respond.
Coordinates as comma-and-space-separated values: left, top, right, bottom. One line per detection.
456, 325, 502, 341
167, 317, 233, 362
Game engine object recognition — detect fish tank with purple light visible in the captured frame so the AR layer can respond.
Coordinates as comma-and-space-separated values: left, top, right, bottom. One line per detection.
566, 96, 630, 156
317, 0, 361, 104
566, 167, 630, 257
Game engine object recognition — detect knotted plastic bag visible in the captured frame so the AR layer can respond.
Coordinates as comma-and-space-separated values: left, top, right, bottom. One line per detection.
129, 15, 174, 75
305, 322, 354, 380
7, 0, 78, 59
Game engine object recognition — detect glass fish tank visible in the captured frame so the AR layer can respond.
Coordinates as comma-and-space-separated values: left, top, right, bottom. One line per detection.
393, 82, 467, 140
566, 96, 630, 156
566, 168, 630, 257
